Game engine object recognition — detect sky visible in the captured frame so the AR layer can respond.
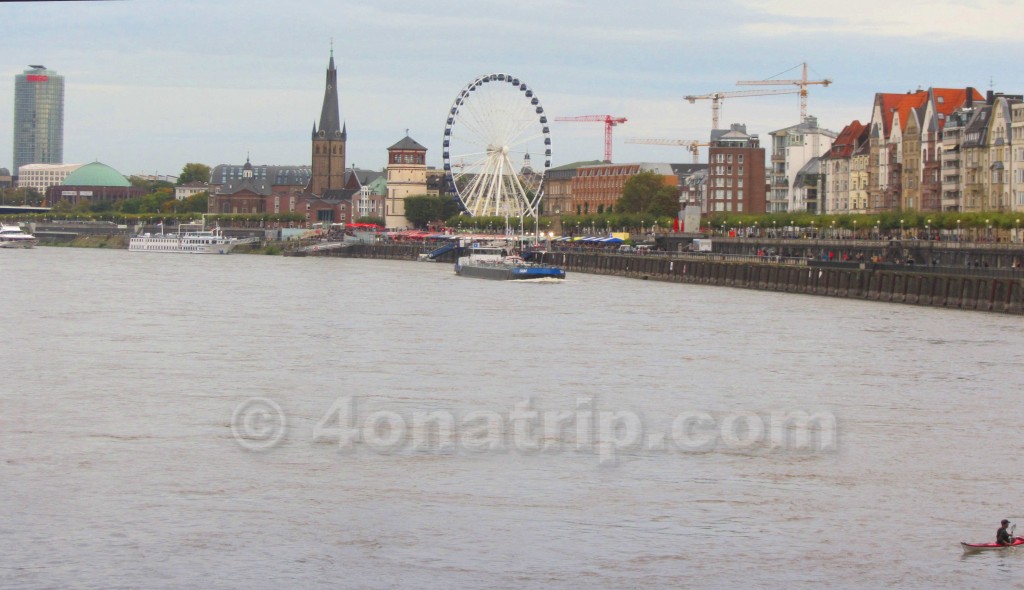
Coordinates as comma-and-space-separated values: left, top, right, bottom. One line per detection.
3, 0, 1024, 177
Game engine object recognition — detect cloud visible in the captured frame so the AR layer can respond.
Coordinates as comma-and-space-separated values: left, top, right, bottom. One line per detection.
738, 0, 1024, 42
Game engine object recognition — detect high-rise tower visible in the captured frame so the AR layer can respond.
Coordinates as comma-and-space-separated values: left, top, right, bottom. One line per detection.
13, 65, 65, 174
310, 51, 346, 195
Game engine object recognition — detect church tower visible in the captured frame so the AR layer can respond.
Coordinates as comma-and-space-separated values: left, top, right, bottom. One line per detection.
311, 50, 346, 195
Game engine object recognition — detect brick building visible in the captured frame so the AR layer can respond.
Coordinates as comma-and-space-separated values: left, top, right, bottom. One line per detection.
571, 162, 678, 215
705, 124, 766, 214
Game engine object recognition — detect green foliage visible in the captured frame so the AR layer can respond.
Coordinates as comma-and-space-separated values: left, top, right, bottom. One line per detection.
128, 176, 174, 193
177, 163, 211, 185
0, 187, 43, 206
616, 171, 680, 217
355, 216, 385, 226
405, 195, 461, 228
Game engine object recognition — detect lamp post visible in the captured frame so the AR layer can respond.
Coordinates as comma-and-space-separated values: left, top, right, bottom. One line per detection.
957, 219, 961, 241
925, 218, 931, 241
900, 218, 905, 239
853, 219, 858, 240
986, 219, 992, 242
754, 221, 759, 238
772, 220, 777, 237
1017, 218, 1021, 243
875, 221, 880, 240
831, 219, 836, 239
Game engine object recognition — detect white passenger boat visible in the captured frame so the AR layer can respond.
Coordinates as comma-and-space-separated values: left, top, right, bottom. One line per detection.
0, 224, 38, 248
129, 223, 243, 254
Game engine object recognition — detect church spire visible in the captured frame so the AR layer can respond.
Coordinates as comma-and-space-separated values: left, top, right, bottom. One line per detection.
317, 50, 342, 138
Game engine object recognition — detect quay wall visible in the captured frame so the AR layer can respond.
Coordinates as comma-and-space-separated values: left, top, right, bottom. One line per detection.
304, 244, 1024, 314
540, 251, 1024, 315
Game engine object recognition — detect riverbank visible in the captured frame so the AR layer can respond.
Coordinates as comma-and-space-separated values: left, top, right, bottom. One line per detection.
309, 243, 1024, 314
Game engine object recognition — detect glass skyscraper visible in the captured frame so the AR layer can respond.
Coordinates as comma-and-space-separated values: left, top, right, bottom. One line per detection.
13, 65, 64, 174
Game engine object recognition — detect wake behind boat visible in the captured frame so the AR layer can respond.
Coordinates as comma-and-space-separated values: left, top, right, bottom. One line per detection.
129, 222, 245, 254
454, 245, 565, 281
0, 224, 38, 249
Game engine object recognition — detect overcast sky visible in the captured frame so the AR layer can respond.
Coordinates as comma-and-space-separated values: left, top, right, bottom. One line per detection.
3, 0, 1023, 177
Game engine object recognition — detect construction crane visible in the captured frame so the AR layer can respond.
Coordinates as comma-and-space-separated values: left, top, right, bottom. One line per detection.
736, 62, 832, 122
683, 89, 800, 130
554, 115, 627, 162
625, 138, 709, 163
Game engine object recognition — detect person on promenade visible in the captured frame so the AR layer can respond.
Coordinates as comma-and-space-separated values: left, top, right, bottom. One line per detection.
997, 520, 1014, 546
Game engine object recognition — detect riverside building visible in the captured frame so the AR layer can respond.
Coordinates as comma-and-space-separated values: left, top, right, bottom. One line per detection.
13, 65, 65, 175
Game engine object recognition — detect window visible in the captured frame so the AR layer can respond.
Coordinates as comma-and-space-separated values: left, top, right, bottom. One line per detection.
738, 154, 744, 164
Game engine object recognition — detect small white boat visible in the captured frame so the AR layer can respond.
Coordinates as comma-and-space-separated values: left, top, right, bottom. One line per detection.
0, 224, 38, 249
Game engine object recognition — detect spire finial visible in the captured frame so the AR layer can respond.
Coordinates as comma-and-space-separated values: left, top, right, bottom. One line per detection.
330, 38, 334, 59
406, 128, 409, 137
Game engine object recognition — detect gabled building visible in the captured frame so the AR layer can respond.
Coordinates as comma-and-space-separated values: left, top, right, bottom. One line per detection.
866, 87, 982, 212
1011, 102, 1024, 211
823, 120, 865, 214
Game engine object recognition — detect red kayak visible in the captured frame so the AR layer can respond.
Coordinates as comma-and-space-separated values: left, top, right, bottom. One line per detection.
961, 536, 1024, 552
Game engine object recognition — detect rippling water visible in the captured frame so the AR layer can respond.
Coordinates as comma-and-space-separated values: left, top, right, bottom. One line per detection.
2, 247, 1023, 588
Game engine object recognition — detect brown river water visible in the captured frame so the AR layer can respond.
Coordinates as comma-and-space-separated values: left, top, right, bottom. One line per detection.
2, 247, 1022, 588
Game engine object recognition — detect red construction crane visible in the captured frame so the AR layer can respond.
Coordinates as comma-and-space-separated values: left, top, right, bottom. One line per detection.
554, 115, 627, 162
736, 62, 832, 122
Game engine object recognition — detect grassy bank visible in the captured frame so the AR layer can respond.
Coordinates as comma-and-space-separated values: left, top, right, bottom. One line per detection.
45, 235, 129, 249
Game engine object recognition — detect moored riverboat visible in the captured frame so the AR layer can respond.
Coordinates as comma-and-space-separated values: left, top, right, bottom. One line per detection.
454, 246, 565, 281
0, 224, 38, 249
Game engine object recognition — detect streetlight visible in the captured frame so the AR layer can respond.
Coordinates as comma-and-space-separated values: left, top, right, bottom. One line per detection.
772, 220, 777, 237
1017, 219, 1021, 243
957, 219, 961, 241
986, 219, 992, 241
926, 218, 931, 240
900, 218, 905, 239
875, 221, 880, 240
853, 219, 858, 239
831, 219, 836, 239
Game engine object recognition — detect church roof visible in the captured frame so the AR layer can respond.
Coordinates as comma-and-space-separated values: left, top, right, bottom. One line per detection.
210, 164, 311, 186
388, 135, 427, 151
315, 52, 344, 140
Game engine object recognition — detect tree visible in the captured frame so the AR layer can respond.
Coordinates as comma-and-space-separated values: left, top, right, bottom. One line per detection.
616, 171, 680, 217
177, 163, 211, 185
178, 191, 208, 214
404, 195, 460, 228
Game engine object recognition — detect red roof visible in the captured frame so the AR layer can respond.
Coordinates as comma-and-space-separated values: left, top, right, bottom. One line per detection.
828, 120, 866, 159
876, 87, 983, 137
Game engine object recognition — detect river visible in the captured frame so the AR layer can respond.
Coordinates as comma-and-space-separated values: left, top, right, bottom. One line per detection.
2, 247, 1022, 588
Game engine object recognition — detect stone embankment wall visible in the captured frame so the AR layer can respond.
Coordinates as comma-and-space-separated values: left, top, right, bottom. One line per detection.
539, 251, 1024, 314
293, 243, 1024, 314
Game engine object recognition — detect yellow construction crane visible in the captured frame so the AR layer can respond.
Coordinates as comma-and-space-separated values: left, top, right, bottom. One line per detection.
683, 88, 800, 130
625, 138, 709, 163
736, 62, 832, 122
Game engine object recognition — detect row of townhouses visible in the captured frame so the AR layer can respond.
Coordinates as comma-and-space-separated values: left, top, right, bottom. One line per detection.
822, 87, 1023, 215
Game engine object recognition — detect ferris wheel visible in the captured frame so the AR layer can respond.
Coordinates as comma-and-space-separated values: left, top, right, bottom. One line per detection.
443, 73, 552, 218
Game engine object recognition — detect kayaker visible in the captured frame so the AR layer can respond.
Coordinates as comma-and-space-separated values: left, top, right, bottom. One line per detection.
997, 519, 1013, 546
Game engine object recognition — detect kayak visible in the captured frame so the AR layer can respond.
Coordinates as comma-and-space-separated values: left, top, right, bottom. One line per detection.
961, 536, 1024, 552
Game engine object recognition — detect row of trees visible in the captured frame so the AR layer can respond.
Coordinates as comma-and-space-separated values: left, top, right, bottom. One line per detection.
704, 211, 1024, 231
